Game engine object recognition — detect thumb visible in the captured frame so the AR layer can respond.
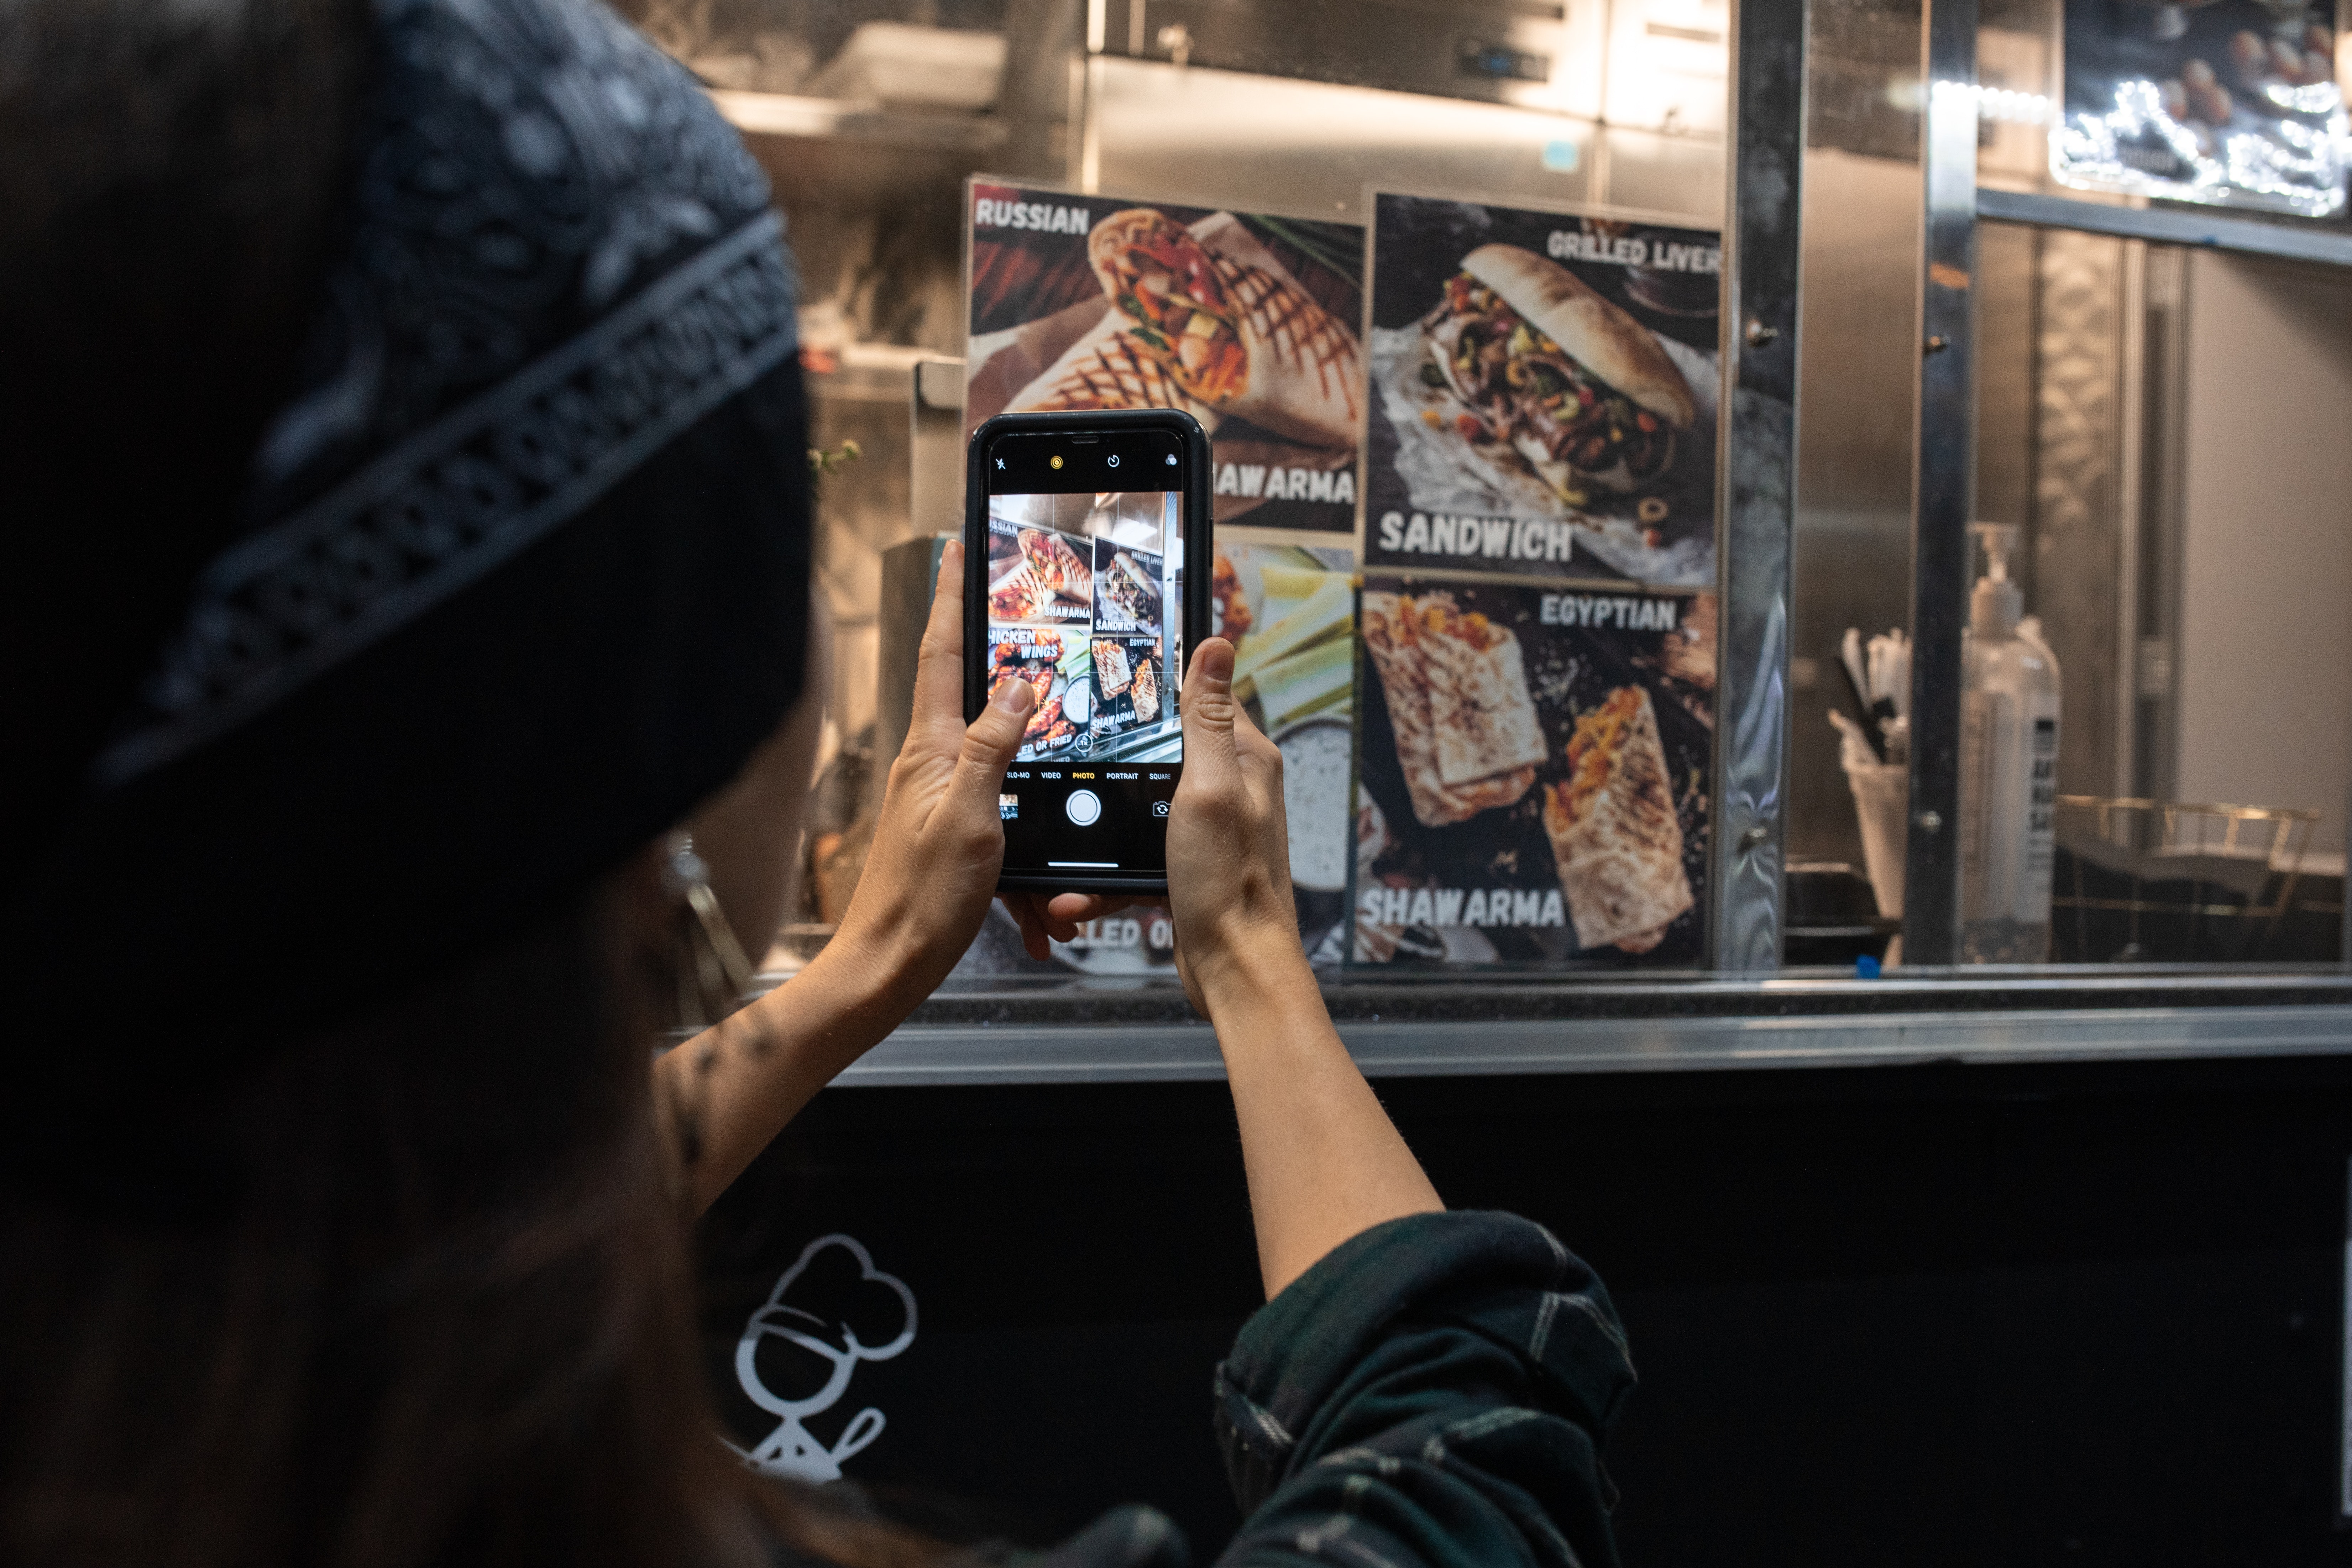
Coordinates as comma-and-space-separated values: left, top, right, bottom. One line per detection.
948, 671, 1034, 803
1180, 638, 1240, 777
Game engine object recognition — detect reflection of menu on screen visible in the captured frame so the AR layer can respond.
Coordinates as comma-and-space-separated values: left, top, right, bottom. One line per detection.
983, 435, 1188, 878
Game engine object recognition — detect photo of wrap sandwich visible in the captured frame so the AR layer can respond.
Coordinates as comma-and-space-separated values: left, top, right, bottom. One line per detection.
987, 525, 1091, 623
966, 184, 1365, 532
1096, 548, 1162, 632
1413, 244, 1695, 502
1017, 526, 1091, 607
1361, 591, 1546, 827
1002, 312, 1216, 425
1541, 686, 1693, 953
986, 562, 1054, 623
1087, 208, 1361, 448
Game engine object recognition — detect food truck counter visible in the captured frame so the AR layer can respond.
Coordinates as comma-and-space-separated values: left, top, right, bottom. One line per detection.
824, 970, 2352, 1083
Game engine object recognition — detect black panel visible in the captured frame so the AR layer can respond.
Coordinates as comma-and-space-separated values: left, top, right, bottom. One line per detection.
699, 1057, 2352, 1562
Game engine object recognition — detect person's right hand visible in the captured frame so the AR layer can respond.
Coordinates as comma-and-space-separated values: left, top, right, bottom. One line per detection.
830, 540, 1036, 1007
1163, 638, 1309, 1017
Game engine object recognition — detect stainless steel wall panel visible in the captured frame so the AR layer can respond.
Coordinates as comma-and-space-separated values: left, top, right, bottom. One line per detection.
2026, 227, 2128, 799
1789, 150, 1923, 869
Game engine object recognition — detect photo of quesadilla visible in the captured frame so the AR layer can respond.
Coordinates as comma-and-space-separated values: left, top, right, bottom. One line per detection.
1361, 591, 1544, 827
1089, 208, 1362, 447
1416, 244, 1695, 499
1092, 638, 1134, 697
1541, 686, 1692, 952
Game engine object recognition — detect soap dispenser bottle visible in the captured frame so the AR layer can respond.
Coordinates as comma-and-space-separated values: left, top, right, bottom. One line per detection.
1959, 522, 2061, 963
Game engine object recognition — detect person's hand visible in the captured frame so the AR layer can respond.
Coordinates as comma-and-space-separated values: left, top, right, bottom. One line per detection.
1164, 638, 1308, 1016
829, 540, 1035, 1006
999, 640, 1297, 986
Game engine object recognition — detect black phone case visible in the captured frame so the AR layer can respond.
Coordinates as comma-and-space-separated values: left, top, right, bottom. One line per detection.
964, 408, 1213, 895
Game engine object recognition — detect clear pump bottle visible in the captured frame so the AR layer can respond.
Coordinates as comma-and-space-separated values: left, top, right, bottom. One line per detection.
1958, 523, 2061, 963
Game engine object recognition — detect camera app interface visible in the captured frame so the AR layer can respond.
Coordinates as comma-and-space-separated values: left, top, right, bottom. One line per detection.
985, 432, 1186, 877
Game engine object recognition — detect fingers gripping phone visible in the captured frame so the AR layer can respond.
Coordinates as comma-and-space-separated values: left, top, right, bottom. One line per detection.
965, 409, 1212, 895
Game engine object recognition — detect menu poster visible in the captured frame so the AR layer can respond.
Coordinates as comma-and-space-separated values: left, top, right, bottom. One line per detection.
2055, 0, 2347, 217
1362, 192, 1721, 591
965, 180, 1365, 534
1350, 573, 1717, 970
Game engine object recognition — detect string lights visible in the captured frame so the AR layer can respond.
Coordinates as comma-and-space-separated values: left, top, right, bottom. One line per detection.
2052, 73, 2351, 216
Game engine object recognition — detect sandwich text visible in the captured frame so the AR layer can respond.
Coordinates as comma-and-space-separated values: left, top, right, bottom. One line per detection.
975, 197, 1093, 234
1377, 510, 1575, 565
1358, 885, 1567, 929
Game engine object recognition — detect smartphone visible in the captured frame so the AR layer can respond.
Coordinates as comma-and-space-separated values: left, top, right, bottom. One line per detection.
965, 408, 1212, 895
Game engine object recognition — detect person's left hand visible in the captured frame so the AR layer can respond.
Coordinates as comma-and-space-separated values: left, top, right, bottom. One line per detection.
829, 540, 1036, 1004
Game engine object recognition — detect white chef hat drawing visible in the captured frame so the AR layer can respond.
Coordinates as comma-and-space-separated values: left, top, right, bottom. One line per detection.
730, 1234, 917, 1483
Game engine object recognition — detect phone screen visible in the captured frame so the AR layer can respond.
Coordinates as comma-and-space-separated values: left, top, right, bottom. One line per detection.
982, 426, 1189, 880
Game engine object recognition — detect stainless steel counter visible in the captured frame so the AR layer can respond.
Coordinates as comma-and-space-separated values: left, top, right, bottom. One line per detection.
830, 971, 2352, 1085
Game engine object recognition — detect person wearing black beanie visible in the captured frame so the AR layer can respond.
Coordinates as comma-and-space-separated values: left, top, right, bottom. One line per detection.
0, 2, 1637, 1565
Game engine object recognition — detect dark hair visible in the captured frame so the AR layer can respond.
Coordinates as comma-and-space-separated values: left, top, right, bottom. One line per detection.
1, 862, 931, 1568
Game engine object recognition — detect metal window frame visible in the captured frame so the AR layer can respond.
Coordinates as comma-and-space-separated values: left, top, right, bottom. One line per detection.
1907, 9, 2352, 971
1707, 0, 1810, 971
1903, 0, 1981, 967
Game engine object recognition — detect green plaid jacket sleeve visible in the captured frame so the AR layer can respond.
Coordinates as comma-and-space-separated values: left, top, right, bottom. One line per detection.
1207, 1211, 1635, 1568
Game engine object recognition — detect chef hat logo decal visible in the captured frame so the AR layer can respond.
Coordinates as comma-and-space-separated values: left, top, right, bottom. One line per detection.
728, 1234, 918, 1482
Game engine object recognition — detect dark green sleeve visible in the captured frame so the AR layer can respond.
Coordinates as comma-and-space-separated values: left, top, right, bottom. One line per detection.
1207, 1212, 1634, 1568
